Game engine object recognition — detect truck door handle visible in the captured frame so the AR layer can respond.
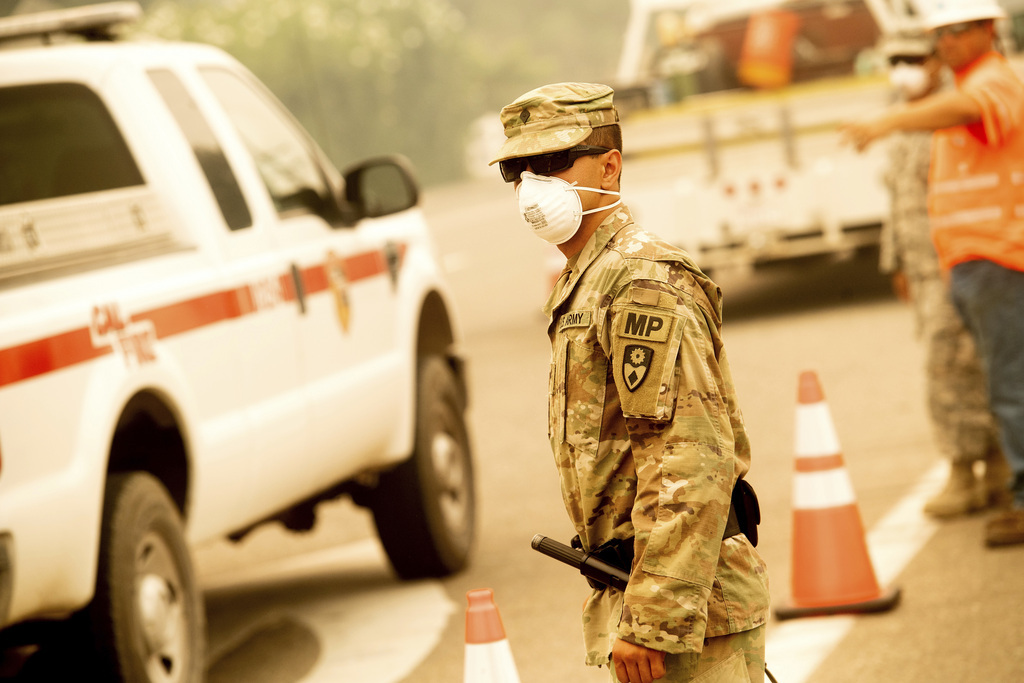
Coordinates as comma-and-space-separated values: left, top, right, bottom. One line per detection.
290, 263, 307, 315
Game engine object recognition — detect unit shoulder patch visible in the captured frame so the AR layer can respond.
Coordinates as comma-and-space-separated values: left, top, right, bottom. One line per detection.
612, 305, 684, 421
622, 344, 653, 392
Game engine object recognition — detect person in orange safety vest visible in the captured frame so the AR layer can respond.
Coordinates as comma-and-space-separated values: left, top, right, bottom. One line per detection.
841, 0, 1024, 547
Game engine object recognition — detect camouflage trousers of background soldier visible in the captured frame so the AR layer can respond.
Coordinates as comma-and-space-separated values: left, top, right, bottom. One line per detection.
913, 276, 1012, 517
610, 626, 766, 683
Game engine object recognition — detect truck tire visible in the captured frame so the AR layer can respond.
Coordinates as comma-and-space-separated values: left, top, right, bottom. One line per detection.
90, 472, 204, 683
370, 355, 475, 579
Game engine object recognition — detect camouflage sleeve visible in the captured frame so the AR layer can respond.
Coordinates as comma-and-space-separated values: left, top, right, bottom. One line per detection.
879, 216, 898, 275
879, 136, 903, 275
608, 283, 736, 654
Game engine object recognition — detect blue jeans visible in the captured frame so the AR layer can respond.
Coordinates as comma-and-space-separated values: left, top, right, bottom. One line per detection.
950, 260, 1024, 507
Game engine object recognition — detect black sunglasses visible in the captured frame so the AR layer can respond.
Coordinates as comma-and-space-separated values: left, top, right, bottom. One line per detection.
499, 145, 612, 183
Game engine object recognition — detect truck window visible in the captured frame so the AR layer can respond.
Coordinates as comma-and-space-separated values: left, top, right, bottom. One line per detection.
148, 69, 253, 231
0, 83, 143, 206
199, 67, 334, 219
635, 0, 880, 102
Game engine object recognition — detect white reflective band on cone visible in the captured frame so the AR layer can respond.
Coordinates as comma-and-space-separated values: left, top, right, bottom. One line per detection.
794, 403, 841, 458
793, 469, 858, 510
464, 641, 521, 683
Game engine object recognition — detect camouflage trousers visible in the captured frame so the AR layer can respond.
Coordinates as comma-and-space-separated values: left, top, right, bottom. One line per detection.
912, 276, 1000, 464
609, 625, 766, 683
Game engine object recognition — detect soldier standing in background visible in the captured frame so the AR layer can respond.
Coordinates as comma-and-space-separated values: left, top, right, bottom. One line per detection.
876, 33, 1010, 518
491, 82, 770, 683
842, 0, 1024, 546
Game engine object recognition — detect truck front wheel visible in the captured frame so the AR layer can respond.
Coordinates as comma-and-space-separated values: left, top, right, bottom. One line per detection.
90, 472, 204, 683
369, 355, 476, 579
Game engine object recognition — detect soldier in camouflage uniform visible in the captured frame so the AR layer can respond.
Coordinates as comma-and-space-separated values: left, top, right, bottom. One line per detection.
491, 83, 770, 683
878, 36, 1010, 517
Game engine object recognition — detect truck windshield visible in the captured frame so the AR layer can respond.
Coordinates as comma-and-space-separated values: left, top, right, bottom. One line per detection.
0, 82, 144, 206
200, 67, 334, 219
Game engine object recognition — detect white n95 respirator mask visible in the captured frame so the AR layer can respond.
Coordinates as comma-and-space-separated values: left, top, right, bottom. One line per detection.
516, 171, 621, 245
889, 64, 930, 100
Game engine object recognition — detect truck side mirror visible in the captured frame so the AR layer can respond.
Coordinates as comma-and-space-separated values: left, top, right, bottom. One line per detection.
342, 155, 420, 222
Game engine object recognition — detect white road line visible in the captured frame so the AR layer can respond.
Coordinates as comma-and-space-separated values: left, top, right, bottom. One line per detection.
201, 538, 456, 683
765, 461, 947, 682
297, 580, 454, 683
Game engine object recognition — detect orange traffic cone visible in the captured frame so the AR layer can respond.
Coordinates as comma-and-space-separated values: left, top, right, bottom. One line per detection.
774, 371, 901, 620
464, 589, 521, 683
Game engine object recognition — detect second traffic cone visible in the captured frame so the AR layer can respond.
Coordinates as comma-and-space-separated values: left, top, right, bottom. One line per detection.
464, 588, 521, 683
774, 370, 901, 620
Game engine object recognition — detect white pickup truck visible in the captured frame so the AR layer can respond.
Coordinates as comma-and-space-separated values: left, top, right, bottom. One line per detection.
0, 3, 474, 681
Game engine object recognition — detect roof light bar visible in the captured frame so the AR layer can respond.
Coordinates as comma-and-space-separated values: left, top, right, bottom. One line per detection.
0, 2, 141, 43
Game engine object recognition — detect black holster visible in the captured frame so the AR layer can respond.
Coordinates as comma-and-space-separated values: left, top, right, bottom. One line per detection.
571, 535, 634, 591
570, 480, 761, 591
727, 478, 761, 547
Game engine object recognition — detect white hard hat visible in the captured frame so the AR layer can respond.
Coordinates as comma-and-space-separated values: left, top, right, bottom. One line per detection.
918, 0, 1008, 31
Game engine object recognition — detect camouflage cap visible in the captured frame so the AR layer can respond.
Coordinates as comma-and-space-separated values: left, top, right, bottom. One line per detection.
489, 82, 618, 165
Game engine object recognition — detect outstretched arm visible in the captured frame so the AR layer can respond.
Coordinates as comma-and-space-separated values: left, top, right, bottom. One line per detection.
840, 90, 982, 151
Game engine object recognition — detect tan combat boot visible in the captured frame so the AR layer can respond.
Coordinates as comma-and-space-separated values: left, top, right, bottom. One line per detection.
985, 508, 1024, 547
983, 449, 1014, 510
923, 461, 986, 518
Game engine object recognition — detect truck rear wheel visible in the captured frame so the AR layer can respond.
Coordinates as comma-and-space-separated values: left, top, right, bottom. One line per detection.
90, 472, 204, 683
369, 355, 475, 579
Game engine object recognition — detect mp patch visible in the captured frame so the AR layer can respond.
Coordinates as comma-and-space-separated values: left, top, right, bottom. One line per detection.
623, 344, 653, 392
617, 308, 671, 342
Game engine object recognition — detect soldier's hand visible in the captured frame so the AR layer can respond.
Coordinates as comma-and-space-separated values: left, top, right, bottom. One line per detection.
612, 638, 666, 683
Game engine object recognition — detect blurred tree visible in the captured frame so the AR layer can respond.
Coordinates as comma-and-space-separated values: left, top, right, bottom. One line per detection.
7, 0, 628, 184
138, 0, 479, 183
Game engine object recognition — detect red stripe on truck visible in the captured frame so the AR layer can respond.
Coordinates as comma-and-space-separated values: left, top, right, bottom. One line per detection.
134, 289, 246, 339
0, 327, 112, 387
0, 245, 403, 389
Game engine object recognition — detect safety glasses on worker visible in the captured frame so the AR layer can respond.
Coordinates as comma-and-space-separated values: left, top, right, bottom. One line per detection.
933, 20, 985, 38
888, 54, 929, 67
500, 145, 612, 183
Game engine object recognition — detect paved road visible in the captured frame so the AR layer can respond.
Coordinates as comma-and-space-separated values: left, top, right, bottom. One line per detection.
3, 173, 1022, 682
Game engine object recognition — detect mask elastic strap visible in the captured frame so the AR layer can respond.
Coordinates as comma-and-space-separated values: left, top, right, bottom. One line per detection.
569, 181, 619, 197
581, 198, 622, 216
570, 182, 621, 216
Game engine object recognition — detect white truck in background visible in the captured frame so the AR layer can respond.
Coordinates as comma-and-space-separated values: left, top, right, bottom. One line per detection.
0, 3, 474, 681
613, 0, 1024, 274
